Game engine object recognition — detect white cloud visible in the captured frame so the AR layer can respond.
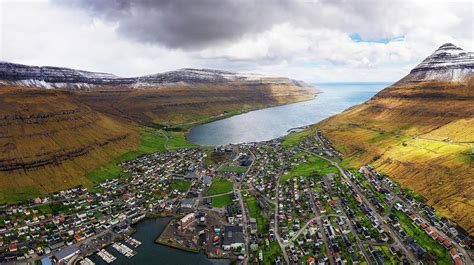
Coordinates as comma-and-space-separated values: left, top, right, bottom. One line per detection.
0, 0, 472, 82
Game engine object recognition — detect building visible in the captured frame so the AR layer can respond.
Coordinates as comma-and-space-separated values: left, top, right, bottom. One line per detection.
222, 226, 245, 250
203, 176, 212, 186
181, 199, 194, 208
40, 257, 53, 265
179, 213, 196, 229
53, 246, 80, 264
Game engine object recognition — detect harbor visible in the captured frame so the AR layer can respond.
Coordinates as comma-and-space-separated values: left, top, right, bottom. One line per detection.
89, 218, 230, 265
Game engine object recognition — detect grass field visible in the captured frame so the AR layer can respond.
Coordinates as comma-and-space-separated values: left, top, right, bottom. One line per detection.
393, 210, 451, 264
219, 165, 247, 173
171, 180, 191, 192
1, 186, 42, 203
87, 128, 194, 184
211, 194, 232, 207
245, 196, 269, 232
206, 178, 234, 196
282, 128, 315, 147
280, 155, 339, 183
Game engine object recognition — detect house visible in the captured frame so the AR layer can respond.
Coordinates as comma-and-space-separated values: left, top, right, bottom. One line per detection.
181, 199, 194, 208
185, 172, 198, 180
53, 246, 80, 264
203, 176, 212, 187
222, 226, 245, 250
249, 218, 257, 234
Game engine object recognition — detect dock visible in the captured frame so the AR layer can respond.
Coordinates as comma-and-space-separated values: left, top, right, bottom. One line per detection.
125, 236, 142, 248
97, 249, 116, 264
112, 242, 137, 257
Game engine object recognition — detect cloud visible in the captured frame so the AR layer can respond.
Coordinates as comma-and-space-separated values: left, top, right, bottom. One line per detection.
56, 0, 298, 49
1, 0, 472, 82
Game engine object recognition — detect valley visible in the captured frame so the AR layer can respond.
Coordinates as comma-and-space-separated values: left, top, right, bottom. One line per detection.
0, 64, 317, 201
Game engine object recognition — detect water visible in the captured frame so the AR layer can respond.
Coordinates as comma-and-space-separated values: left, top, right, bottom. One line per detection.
187, 83, 389, 146
89, 83, 388, 264
89, 217, 229, 265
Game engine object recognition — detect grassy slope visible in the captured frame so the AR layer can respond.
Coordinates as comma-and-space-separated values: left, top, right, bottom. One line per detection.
87, 128, 195, 183
317, 80, 474, 234
0, 87, 139, 202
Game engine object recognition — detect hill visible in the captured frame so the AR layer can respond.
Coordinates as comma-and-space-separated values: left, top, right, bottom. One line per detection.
317, 43, 474, 234
0, 63, 317, 201
0, 87, 139, 201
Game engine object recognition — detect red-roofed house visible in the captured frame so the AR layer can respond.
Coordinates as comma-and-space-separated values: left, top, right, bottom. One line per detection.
443, 239, 452, 249
8, 245, 17, 252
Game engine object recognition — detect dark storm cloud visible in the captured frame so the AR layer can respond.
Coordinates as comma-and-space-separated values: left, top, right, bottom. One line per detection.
57, 0, 298, 49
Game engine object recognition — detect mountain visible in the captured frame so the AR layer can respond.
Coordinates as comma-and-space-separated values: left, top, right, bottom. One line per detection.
0, 62, 317, 201
399, 43, 474, 82
0, 62, 310, 90
317, 43, 474, 234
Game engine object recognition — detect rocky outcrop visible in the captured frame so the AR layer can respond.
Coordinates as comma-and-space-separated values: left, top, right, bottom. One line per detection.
400, 43, 474, 82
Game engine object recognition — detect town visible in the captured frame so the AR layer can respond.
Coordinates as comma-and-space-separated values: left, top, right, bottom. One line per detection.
0, 129, 472, 265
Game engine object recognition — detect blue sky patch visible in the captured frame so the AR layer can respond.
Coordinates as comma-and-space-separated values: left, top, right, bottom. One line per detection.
350, 33, 405, 44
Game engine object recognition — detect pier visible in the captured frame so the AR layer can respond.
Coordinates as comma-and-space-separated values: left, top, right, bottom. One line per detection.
125, 236, 142, 248
97, 249, 116, 264
112, 242, 137, 258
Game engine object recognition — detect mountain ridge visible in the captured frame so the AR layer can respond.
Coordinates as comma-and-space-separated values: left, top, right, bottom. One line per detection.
0, 61, 309, 89
316, 43, 474, 234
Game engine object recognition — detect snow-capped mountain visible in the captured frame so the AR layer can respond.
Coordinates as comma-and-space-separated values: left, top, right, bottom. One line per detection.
400, 43, 474, 82
0, 62, 307, 89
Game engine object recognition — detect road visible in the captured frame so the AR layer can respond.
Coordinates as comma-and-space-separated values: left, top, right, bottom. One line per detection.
273, 172, 291, 264
305, 150, 418, 264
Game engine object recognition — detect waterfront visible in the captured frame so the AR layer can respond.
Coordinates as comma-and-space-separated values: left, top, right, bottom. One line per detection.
89, 217, 230, 265
187, 83, 389, 146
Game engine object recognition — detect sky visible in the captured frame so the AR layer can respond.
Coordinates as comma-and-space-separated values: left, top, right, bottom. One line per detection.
0, 0, 472, 82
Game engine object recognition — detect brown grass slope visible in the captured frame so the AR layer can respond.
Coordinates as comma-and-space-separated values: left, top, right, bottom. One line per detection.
75, 82, 317, 127
0, 81, 316, 201
317, 80, 474, 234
0, 86, 139, 201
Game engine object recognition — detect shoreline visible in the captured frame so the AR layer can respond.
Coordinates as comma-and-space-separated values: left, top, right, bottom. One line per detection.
185, 93, 320, 146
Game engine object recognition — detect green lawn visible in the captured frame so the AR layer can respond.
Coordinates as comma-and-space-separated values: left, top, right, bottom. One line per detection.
171, 180, 191, 192
206, 178, 234, 196
245, 196, 269, 232
87, 128, 194, 184
393, 210, 451, 264
219, 165, 247, 173
282, 128, 314, 147
211, 194, 232, 207
280, 155, 338, 183
374, 245, 399, 264
262, 240, 282, 264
